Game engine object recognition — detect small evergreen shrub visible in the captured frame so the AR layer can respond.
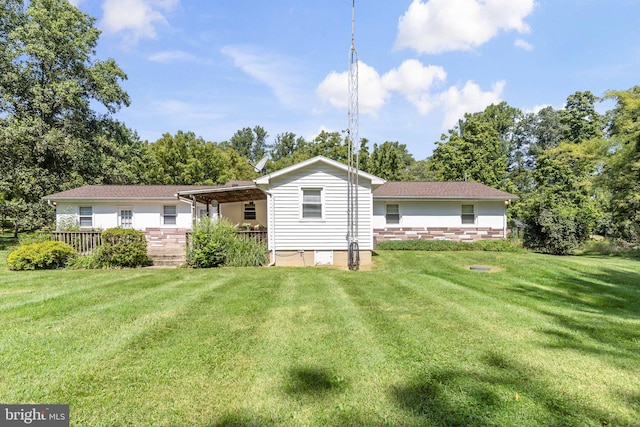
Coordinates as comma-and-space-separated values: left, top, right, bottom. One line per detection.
376, 239, 523, 252
94, 228, 150, 268
7, 241, 77, 270
188, 219, 268, 268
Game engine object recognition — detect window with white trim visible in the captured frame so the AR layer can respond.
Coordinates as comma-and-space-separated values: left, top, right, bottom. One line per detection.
119, 209, 133, 228
79, 206, 93, 227
163, 205, 177, 225
386, 204, 400, 225
302, 189, 322, 219
461, 204, 475, 224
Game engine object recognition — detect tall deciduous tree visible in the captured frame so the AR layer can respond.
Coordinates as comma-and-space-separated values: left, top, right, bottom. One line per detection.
368, 141, 414, 181
602, 86, 640, 241
225, 126, 269, 163
0, 0, 137, 233
146, 131, 254, 185
561, 91, 603, 144
426, 102, 520, 192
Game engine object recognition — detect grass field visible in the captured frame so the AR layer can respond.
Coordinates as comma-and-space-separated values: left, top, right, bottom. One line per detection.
1, 240, 639, 426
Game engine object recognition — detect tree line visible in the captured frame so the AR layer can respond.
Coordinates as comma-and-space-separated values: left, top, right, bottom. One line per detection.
1, 0, 638, 254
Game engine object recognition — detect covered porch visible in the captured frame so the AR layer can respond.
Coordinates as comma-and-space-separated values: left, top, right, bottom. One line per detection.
176, 183, 269, 242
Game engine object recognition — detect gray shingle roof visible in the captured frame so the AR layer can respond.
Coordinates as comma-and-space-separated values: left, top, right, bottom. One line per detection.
373, 181, 518, 200
43, 185, 217, 200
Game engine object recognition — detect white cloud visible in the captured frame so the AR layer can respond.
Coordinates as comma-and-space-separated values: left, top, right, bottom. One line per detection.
395, 0, 535, 54
381, 59, 447, 114
221, 45, 306, 109
147, 50, 199, 63
318, 59, 505, 132
317, 60, 446, 116
67, 0, 83, 6
514, 38, 534, 51
151, 99, 224, 121
101, 0, 179, 43
522, 104, 552, 114
316, 62, 389, 116
437, 80, 506, 129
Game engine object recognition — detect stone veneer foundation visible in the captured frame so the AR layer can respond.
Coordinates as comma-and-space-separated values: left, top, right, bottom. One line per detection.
374, 227, 506, 247
144, 227, 189, 249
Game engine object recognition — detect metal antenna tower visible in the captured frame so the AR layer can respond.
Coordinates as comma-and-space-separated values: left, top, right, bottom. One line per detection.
347, 0, 360, 271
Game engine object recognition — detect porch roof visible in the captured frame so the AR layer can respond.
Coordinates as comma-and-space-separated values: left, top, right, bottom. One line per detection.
176, 184, 267, 205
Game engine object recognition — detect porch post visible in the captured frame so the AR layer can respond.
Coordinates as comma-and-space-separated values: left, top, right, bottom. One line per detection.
191, 195, 197, 227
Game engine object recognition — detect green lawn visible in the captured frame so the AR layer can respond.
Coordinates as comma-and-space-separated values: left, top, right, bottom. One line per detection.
1, 244, 639, 426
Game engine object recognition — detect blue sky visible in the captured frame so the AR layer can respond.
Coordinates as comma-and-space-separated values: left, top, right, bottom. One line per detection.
71, 0, 640, 160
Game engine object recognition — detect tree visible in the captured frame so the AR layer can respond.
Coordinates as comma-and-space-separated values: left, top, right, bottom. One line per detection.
426, 102, 520, 192
0, 0, 136, 233
308, 130, 348, 162
368, 141, 414, 181
511, 106, 565, 194
521, 149, 598, 254
225, 125, 268, 163
145, 131, 255, 185
601, 86, 640, 241
561, 91, 604, 144
270, 132, 308, 162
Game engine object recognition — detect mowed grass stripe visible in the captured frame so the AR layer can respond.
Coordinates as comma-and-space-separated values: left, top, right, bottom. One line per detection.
59, 269, 291, 426
1, 251, 639, 426
1, 271, 237, 406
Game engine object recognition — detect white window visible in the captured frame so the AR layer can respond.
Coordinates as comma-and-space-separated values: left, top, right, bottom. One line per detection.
163, 205, 177, 225
244, 201, 256, 220
79, 206, 93, 227
302, 189, 322, 219
386, 204, 400, 225
461, 204, 475, 224
119, 209, 133, 228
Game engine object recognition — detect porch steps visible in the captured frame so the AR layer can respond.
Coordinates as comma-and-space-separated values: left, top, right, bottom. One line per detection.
148, 248, 187, 267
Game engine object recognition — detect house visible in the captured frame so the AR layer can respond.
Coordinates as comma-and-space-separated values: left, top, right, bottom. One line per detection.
373, 181, 517, 243
44, 156, 517, 267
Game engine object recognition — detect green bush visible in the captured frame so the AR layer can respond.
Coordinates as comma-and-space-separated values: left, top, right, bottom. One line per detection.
578, 238, 640, 259
188, 219, 267, 268
17, 230, 53, 245
65, 253, 103, 270
376, 239, 523, 252
226, 235, 269, 267
94, 228, 150, 268
7, 241, 77, 270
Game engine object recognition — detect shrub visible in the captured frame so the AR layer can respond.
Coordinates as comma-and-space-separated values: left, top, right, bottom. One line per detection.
376, 239, 523, 252
226, 235, 268, 267
7, 241, 77, 270
94, 228, 150, 268
188, 219, 268, 268
65, 253, 103, 270
17, 230, 53, 245
523, 202, 594, 255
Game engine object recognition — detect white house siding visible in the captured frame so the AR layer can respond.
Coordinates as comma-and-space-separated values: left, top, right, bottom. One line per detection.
264, 163, 374, 252
55, 200, 196, 231
373, 200, 507, 243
